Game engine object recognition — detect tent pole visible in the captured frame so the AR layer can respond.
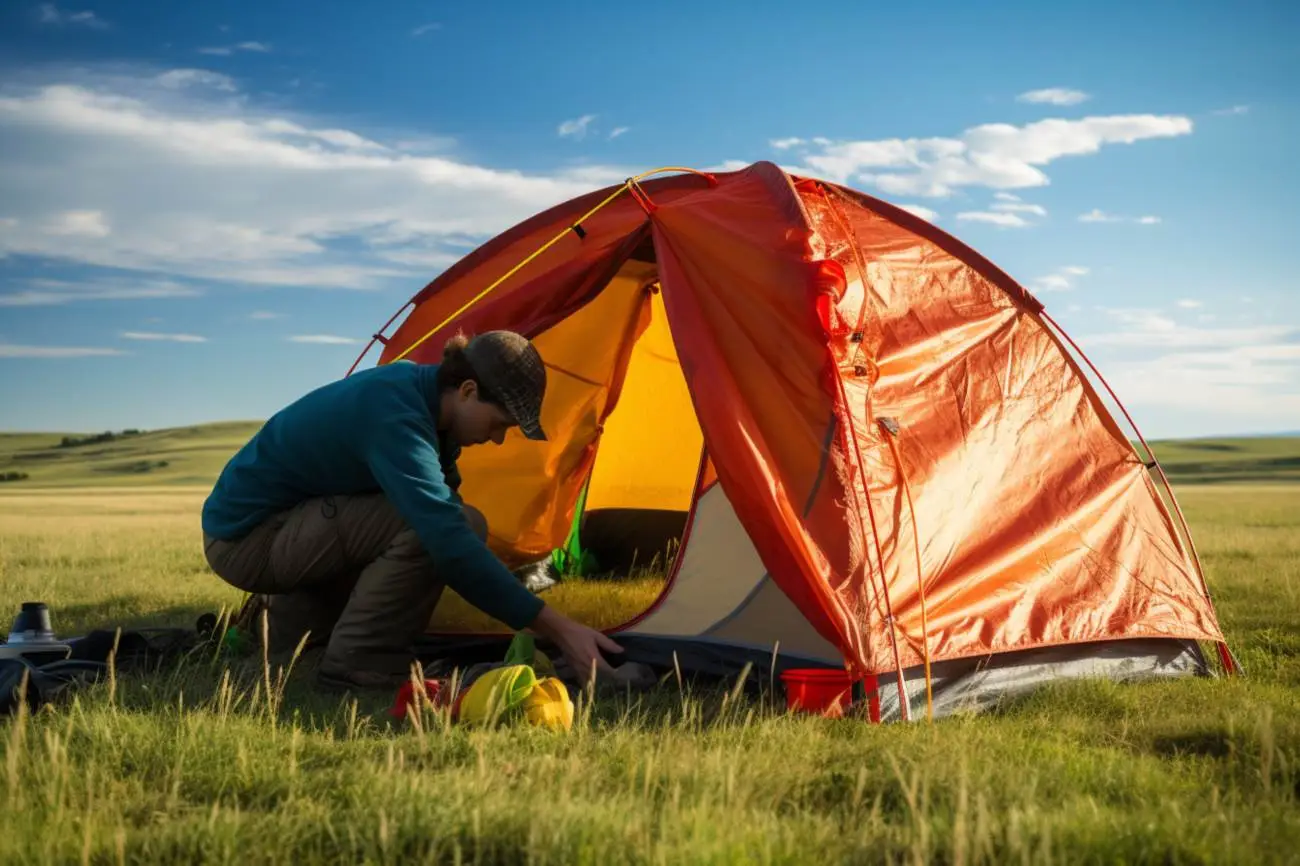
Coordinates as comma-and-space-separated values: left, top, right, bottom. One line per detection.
345, 299, 413, 377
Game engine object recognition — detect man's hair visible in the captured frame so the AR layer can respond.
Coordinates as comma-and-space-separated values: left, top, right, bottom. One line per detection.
436, 334, 502, 405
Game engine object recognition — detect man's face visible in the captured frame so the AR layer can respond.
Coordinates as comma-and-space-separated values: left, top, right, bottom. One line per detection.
450, 380, 517, 447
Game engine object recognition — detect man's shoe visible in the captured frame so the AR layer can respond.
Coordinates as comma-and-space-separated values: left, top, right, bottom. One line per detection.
232, 592, 271, 636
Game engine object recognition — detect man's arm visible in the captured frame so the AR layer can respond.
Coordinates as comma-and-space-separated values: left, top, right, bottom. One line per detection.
362, 412, 544, 631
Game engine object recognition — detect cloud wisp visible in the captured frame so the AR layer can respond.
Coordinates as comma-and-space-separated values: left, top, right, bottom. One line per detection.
1079, 209, 1162, 225
120, 331, 207, 343
1016, 88, 1091, 106
197, 41, 271, 56
35, 4, 109, 29
287, 334, 360, 345
0, 342, 125, 358
1075, 309, 1300, 424
0, 277, 202, 306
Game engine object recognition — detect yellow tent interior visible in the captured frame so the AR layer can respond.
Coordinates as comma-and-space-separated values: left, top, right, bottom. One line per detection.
426, 258, 704, 632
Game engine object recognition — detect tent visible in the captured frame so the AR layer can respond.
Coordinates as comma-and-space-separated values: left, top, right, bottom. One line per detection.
350, 162, 1237, 721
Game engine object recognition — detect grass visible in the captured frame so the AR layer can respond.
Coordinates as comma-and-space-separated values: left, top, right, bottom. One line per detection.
0, 430, 1298, 862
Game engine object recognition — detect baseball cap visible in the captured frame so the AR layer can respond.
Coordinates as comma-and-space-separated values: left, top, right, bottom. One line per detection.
463, 330, 548, 441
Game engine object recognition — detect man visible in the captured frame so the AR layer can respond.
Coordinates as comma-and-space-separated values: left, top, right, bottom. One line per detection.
201, 330, 623, 691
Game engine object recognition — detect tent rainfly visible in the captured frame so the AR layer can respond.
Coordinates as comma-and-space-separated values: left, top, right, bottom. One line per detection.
351, 162, 1238, 722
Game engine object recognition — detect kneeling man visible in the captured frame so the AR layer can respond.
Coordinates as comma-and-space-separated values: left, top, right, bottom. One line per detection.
201, 330, 622, 691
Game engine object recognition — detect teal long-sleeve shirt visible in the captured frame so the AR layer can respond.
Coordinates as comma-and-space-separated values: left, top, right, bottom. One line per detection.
200, 360, 545, 631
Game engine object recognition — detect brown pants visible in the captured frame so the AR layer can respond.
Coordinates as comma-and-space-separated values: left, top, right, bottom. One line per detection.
202, 494, 486, 677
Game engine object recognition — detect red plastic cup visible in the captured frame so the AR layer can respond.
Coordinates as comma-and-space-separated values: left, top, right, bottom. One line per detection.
781, 668, 856, 718
389, 678, 443, 720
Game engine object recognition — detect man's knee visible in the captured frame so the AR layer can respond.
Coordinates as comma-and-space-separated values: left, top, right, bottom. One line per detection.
462, 504, 488, 542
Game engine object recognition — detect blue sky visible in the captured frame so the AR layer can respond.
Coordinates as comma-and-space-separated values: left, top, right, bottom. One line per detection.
0, 0, 1297, 438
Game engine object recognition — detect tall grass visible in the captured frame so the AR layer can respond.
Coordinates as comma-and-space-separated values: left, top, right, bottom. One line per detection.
1, 483, 1298, 863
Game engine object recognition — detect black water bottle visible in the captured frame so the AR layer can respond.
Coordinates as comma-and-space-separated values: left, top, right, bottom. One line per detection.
8, 602, 56, 644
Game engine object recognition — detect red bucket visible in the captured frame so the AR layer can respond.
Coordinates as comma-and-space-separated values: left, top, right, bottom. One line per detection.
781, 668, 856, 718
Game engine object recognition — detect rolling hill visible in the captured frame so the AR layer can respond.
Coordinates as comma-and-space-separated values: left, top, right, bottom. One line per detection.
0, 422, 262, 488
0, 422, 1297, 488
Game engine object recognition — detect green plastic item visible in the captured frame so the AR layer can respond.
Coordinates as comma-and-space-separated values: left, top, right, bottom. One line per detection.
221, 626, 252, 655
505, 632, 536, 666
550, 473, 599, 578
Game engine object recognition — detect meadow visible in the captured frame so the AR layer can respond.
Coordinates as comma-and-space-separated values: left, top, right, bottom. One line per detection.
0, 426, 1297, 863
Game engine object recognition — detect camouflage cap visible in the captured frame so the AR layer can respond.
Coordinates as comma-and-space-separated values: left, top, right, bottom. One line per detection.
464, 330, 548, 441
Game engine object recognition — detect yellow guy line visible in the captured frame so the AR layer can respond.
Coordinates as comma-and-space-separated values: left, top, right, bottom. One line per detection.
387, 166, 714, 364
390, 183, 632, 364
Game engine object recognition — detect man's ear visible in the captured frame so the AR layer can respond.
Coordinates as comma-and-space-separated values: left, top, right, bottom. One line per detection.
457, 379, 478, 400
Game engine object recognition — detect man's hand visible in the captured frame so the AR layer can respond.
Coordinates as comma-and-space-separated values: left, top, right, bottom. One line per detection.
528, 604, 624, 683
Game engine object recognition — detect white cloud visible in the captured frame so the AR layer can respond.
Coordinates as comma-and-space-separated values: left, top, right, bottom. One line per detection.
45, 210, 110, 237
990, 201, 1047, 216
1033, 265, 1089, 292
0, 342, 125, 358
1176, 299, 1203, 309
557, 114, 596, 139
248, 310, 284, 320
36, 4, 108, 29
993, 192, 1021, 202
1016, 88, 1090, 106
896, 204, 939, 222
777, 113, 1191, 197
707, 159, 751, 173
1035, 274, 1072, 291
155, 69, 236, 92
956, 211, 1029, 228
771, 137, 805, 150
288, 334, 359, 345
1086, 309, 1300, 349
411, 23, 441, 37
121, 331, 207, 343
1075, 312, 1300, 425
1212, 105, 1249, 116
0, 72, 632, 290
0, 277, 201, 306
197, 41, 271, 56
1079, 209, 1161, 225
608, 126, 630, 140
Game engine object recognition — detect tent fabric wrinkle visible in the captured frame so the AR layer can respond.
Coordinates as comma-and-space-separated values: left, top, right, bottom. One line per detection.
363, 160, 1231, 713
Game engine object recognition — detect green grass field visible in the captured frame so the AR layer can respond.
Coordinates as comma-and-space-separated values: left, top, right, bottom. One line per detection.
1, 426, 1298, 863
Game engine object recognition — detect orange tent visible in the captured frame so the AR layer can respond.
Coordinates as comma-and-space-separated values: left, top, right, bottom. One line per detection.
354, 162, 1236, 720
